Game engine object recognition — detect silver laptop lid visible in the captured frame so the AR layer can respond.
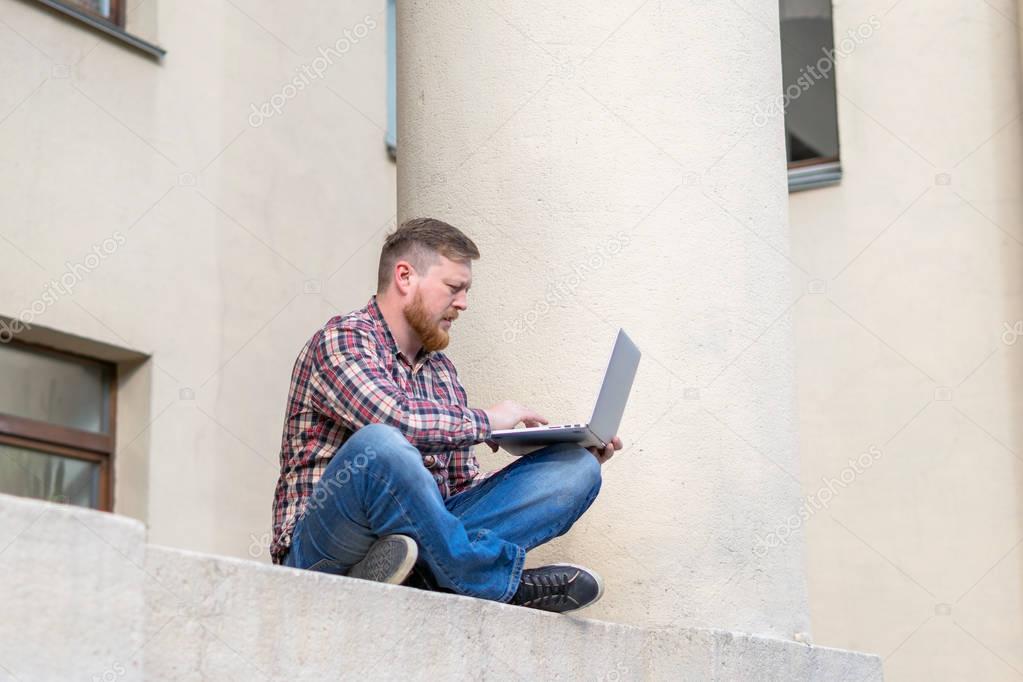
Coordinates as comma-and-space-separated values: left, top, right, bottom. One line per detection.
587, 329, 641, 443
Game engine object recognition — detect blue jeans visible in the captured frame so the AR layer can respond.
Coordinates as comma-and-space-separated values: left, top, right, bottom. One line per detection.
283, 423, 602, 602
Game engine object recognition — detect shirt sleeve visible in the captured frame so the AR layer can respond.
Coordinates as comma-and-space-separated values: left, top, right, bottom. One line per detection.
309, 322, 491, 451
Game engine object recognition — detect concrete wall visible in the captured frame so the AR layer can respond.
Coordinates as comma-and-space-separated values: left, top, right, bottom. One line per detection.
789, 1, 1023, 680
5, 1, 1016, 677
145, 545, 879, 681
0, 492, 883, 681
0, 494, 146, 681
0, 0, 395, 559
397, 0, 811, 639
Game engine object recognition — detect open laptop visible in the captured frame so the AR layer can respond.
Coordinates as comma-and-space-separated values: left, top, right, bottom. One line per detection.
489, 329, 641, 454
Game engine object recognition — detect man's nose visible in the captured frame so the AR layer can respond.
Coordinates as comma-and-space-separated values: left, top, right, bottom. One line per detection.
453, 291, 468, 310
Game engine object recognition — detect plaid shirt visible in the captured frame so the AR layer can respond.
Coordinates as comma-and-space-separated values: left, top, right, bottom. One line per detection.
270, 295, 492, 563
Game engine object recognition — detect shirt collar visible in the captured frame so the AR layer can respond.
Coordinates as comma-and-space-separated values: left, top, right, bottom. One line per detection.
367, 295, 433, 370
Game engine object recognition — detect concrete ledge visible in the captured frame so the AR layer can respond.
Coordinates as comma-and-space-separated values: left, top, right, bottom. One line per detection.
0, 494, 882, 680
0, 493, 146, 682
144, 547, 882, 681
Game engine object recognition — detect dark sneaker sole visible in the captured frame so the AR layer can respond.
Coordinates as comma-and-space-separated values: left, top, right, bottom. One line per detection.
347, 534, 418, 585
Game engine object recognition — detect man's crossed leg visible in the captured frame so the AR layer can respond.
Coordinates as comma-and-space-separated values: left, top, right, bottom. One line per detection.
283, 423, 603, 611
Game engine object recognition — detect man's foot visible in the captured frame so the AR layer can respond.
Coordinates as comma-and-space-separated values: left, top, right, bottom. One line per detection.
402, 562, 456, 593
346, 534, 418, 585
509, 564, 604, 613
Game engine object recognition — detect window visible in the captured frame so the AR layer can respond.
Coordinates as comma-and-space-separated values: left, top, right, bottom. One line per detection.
58, 0, 125, 27
386, 0, 397, 159
779, 0, 843, 192
0, 342, 116, 511
30, 0, 166, 59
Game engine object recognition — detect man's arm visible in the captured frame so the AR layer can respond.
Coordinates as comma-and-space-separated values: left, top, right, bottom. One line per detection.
310, 323, 490, 452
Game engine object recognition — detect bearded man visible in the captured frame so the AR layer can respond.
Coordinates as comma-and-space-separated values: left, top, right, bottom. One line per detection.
271, 217, 622, 612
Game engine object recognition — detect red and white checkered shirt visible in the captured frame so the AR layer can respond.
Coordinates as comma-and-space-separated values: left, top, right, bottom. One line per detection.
270, 295, 492, 563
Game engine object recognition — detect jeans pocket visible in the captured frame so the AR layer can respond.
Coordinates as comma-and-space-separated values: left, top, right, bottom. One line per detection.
307, 558, 347, 576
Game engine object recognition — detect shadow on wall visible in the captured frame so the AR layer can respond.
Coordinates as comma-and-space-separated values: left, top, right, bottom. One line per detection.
1010, 2, 1023, 665
1002, 44, 1023, 668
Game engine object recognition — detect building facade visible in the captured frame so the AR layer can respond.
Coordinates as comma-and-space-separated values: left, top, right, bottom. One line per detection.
0, 0, 1020, 679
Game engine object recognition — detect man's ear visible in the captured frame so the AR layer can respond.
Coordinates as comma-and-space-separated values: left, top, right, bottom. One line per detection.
394, 261, 415, 295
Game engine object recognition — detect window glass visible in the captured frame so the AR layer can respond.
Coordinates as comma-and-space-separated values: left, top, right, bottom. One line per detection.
0, 345, 109, 434
386, 0, 397, 158
0, 444, 100, 508
780, 0, 840, 163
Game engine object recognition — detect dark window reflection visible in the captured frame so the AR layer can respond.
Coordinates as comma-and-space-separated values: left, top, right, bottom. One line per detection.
779, 0, 841, 166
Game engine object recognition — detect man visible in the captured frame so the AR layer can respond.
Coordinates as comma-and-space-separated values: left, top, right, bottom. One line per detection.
272, 217, 623, 613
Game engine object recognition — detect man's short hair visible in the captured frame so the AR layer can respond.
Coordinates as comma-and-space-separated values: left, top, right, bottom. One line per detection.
377, 217, 481, 293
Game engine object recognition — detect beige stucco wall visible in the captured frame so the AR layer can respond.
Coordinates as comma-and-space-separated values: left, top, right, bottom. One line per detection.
790, 1, 1023, 680
397, 0, 812, 638
0, 0, 396, 559
5, 0, 1017, 673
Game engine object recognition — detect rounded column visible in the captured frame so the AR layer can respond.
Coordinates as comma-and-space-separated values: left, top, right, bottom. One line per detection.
397, 0, 809, 638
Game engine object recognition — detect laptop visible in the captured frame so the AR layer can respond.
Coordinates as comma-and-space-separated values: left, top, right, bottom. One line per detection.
489, 329, 641, 454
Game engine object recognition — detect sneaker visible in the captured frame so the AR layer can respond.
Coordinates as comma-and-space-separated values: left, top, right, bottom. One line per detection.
401, 562, 456, 594
346, 534, 418, 585
509, 564, 604, 613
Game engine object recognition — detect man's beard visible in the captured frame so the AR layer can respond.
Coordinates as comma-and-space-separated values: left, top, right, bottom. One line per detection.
403, 291, 456, 353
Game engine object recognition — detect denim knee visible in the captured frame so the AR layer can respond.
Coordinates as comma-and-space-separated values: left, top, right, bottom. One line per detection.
336, 423, 431, 487
548, 445, 602, 506
343, 422, 410, 455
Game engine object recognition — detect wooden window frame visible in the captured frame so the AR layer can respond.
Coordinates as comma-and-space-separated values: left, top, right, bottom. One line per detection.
51, 0, 126, 28
0, 341, 116, 512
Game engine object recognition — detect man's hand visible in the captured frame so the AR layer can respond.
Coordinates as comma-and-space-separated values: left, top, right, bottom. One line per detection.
484, 400, 548, 432
588, 436, 623, 465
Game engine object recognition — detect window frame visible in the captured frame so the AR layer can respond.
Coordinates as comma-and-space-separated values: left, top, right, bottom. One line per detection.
40, 0, 126, 28
0, 340, 117, 511
386, 0, 397, 159
788, 156, 841, 192
30, 0, 166, 59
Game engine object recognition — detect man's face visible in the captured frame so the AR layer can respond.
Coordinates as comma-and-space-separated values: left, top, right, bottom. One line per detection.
403, 255, 472, 353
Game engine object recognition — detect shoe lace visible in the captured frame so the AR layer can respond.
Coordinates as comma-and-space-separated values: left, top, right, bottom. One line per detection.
516, 568, 578, 608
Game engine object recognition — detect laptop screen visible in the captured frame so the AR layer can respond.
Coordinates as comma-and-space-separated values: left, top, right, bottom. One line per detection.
587, 329, 641, 442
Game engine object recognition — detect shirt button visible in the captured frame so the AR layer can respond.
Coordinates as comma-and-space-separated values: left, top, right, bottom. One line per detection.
422, 454, 437, 468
